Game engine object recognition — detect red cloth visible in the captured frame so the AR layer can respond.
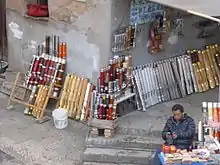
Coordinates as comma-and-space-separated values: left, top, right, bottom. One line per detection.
27, 4, 49, 17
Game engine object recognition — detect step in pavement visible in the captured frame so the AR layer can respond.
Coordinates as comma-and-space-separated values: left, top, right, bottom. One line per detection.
83, 162, 140, 165
86, 134, 163, 150
83, 147, 155, 164
116, 127, 161, 138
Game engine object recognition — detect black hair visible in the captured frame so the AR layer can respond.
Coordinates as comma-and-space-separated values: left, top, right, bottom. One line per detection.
172, 104, 184, 113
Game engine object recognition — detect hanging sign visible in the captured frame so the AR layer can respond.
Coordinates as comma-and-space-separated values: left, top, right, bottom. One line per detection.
130, 0, 164, 25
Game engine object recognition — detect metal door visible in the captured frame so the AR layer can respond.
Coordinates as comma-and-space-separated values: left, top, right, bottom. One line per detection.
0, 0, 7, 61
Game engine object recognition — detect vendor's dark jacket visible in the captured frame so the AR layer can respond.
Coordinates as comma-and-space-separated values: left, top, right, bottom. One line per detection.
162, 113, 195, 150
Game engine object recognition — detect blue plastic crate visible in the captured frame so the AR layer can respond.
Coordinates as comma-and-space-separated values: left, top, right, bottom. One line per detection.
158, 152, 207, 165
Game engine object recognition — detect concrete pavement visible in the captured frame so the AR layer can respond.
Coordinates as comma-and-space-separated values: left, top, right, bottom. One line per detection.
0, 150, 23, 165
0, 86, 218, 164
0, 93, 87, 165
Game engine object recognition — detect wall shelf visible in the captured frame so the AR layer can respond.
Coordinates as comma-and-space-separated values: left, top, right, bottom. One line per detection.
24, 14, 49, 21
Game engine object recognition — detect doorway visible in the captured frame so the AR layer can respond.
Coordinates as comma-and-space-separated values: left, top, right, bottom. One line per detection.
0, 0, 7, 62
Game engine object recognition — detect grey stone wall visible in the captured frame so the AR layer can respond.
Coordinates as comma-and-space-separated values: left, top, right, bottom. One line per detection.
6, 0, 112, 82
6, 0, 220, 82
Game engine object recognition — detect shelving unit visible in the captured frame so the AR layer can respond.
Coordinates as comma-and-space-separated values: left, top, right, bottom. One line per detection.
7, 72, 61, 123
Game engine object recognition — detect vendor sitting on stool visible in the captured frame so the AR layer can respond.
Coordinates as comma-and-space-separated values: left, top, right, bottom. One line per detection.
151, 104, 196, 165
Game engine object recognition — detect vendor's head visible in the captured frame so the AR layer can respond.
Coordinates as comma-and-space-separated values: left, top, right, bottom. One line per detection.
172, 104, 184, 121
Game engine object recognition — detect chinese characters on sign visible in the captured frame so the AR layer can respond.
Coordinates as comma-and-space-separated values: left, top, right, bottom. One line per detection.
130, 0, 164, 25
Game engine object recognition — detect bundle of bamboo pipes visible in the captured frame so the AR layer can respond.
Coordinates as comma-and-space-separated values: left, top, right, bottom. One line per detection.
24, 63, 61, 118
134, 44, 220, 111
112, 25, 137, 53
90, 90, 117, 120
25, 35, 67, 98
187, 45, 220, 93
90, 55, 134, 120
202, 102, 220, 142
58, 74, 94, 121
97, 55, 133, 96
31, 85, 49, 120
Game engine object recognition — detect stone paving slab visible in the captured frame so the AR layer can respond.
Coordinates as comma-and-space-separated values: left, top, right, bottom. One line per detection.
86, 134, 162, 150
83, 147, 154, 164
116, 126, 162, 137
83, 162, 139, 165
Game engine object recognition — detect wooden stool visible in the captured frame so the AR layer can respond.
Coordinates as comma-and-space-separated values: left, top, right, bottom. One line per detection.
88, 118, 118, 138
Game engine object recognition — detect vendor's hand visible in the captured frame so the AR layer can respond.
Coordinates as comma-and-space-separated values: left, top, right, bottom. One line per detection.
165, 132, 172, 139
172, 132, 178, 139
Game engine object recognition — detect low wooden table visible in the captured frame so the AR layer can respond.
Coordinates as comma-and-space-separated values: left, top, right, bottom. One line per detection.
158, 152, 217, 165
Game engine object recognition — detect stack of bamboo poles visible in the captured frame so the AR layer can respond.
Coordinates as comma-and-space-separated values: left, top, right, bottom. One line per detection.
7, 72, 55, 122
8, 61, 61, 123
58, 74, 94, 121
188, 45, 220, 92
30, 85, 50, 120
133, 44, 220, 111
